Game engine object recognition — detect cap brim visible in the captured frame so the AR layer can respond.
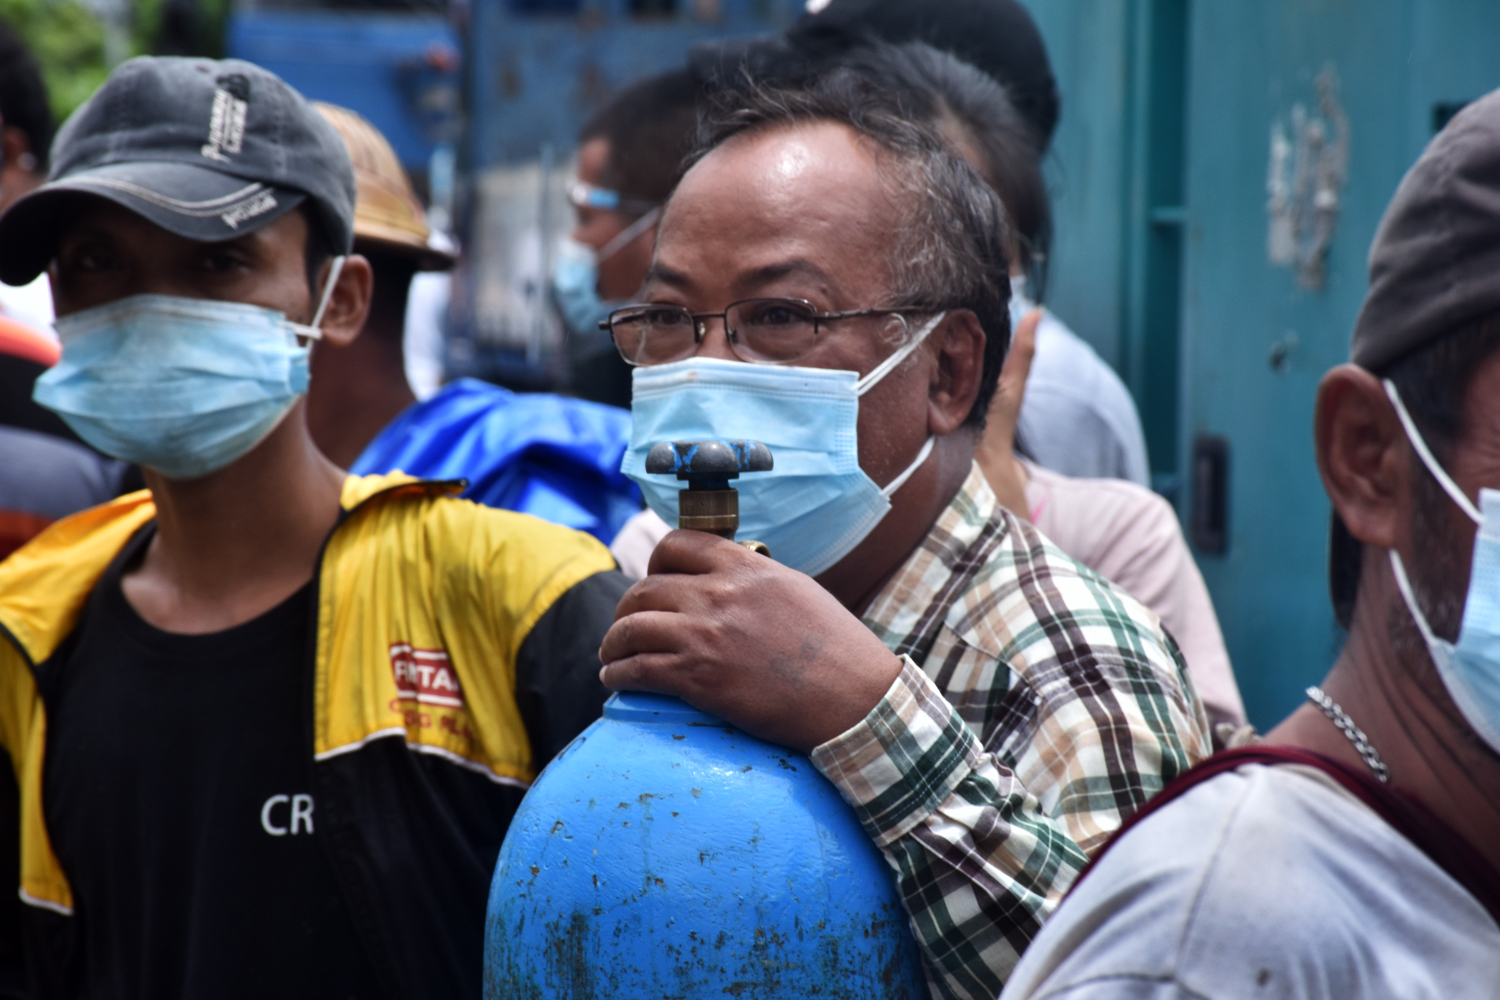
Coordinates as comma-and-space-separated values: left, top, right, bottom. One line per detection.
354, 232, 456, 272
0, 160, 306, 286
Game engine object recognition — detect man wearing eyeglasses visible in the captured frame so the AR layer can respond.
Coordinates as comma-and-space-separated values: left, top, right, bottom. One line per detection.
596, 68, 1211, 1000
552, 69, 701, 409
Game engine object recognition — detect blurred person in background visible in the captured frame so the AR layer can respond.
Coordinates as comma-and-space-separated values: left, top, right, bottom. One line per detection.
0, 57, 627, 997
845, 43, 1244, 731
692, 0, 1151, 485
0, 17, 131, 561
1002, 91, 1500, 1000
305, 102, 455, 468
553, 67, 700, 409
312, 103, 641, 544
0, 18, 54, 335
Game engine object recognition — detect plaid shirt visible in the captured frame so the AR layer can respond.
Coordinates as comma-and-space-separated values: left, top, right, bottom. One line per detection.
810, 465, 1212, 1000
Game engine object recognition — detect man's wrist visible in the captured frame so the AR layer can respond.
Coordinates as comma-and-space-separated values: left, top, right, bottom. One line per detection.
810, 656, 982, 847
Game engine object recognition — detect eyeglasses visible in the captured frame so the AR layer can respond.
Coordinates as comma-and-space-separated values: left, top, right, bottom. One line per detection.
602, 298, 930, 367
568, 180, 659, 216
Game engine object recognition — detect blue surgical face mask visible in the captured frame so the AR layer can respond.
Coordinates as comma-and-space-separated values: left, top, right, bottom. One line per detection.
552, 208, 661, 346
1384, 379, 1500, 755
34, 257, 345, 481
623, 312, 945, 577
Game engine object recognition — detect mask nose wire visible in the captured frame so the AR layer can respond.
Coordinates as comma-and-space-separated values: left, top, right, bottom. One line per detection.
1383, 378, 1483, 525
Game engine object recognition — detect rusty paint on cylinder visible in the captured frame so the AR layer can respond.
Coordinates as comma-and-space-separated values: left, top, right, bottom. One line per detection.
484, 692, 923, 998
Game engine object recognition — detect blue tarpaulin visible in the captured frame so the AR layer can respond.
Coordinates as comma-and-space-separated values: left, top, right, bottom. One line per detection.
351, 379, 642, 544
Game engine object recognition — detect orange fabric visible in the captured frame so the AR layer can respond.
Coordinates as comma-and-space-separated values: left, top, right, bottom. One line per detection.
0, 316, 57, 367
0, 510, 54, 561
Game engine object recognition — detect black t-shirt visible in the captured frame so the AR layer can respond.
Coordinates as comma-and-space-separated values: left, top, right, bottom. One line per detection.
39, 528, 382, 999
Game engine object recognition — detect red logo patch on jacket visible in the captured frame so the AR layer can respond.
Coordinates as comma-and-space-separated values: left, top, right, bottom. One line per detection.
389, 643, 465, 708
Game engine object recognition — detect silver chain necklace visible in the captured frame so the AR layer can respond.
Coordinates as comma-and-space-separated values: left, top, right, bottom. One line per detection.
1306, 686, 1390, 783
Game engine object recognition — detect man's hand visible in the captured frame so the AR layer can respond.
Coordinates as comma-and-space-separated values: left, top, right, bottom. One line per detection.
598, 530, 905, 753
975, 308, 1041, 519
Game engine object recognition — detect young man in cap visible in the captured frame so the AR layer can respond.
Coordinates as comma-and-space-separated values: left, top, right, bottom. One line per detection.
0, 57, 627, 998
1002, 90, 1500, 1000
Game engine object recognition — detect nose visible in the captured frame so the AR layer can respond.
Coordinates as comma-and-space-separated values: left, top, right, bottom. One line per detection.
694, 314, 738, 362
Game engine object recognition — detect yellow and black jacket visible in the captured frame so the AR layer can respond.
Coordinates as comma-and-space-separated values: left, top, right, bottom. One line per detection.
0, 473, 624, 998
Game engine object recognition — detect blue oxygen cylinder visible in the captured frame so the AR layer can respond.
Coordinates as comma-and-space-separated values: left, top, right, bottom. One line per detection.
483, 440, 925, 998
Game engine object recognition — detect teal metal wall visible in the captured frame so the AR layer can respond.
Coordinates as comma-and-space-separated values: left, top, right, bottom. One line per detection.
1024, 0, 1500, 728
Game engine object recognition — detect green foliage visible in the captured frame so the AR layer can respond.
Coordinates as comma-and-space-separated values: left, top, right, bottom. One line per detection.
0, 0, 110, 124
0, 0, 234, 125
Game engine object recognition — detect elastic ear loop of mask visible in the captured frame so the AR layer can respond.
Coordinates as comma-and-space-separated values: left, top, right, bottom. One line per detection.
1383, 378, 1486, 708
880, 435, 936, 500
852, 311, 947, 499
597, 207, 662, 263
1383, 378, 1482, 524
291, 255, 347, 341
854, 311, 947, 397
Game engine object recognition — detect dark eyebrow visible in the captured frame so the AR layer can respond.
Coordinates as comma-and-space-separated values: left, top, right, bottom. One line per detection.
644, 262, 693, 289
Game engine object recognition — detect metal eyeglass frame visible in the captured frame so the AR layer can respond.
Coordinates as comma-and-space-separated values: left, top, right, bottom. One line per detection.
600, 297, 931, 366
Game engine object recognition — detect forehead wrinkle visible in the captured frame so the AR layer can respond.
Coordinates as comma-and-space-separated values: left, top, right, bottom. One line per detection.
740, 259, 833, 290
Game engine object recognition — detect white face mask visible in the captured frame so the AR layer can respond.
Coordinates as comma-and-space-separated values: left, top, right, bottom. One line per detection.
623, 313, 945, 577
1384, 379, 1500, 754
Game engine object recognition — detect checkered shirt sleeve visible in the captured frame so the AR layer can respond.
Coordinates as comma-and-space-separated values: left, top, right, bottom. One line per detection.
810, 466, 1212, 1000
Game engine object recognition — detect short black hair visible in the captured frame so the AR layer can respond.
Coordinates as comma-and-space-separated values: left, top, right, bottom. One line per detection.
841, 43, 1051, 281
691, 65, 1013, 428
691, 0, 1061, 152
0, 19, 54, 170
1330, 313, 1500, 629
580, 69, 702, 208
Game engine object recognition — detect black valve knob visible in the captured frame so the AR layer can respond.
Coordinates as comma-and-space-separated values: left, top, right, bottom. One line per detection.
646, 439, 773, 543
644, 439, 773, 489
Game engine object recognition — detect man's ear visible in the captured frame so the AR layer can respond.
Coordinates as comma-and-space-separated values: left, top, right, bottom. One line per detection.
313, 253, 374, 348
1316, 364, 1406, 551
926, 309, 986, 436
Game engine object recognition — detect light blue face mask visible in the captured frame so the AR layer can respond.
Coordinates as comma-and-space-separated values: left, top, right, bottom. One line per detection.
552, 208, 661, 347
1384, 379, 1500, 754
623, 312, 944, 577
34, 258, 345, 481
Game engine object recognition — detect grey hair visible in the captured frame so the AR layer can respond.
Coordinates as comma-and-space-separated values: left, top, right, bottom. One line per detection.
689, 66, 1014, 428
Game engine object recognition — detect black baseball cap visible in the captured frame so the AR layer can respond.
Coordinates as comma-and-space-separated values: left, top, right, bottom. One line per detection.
0, 56, 355, 287
1351, 87, 1500, 369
